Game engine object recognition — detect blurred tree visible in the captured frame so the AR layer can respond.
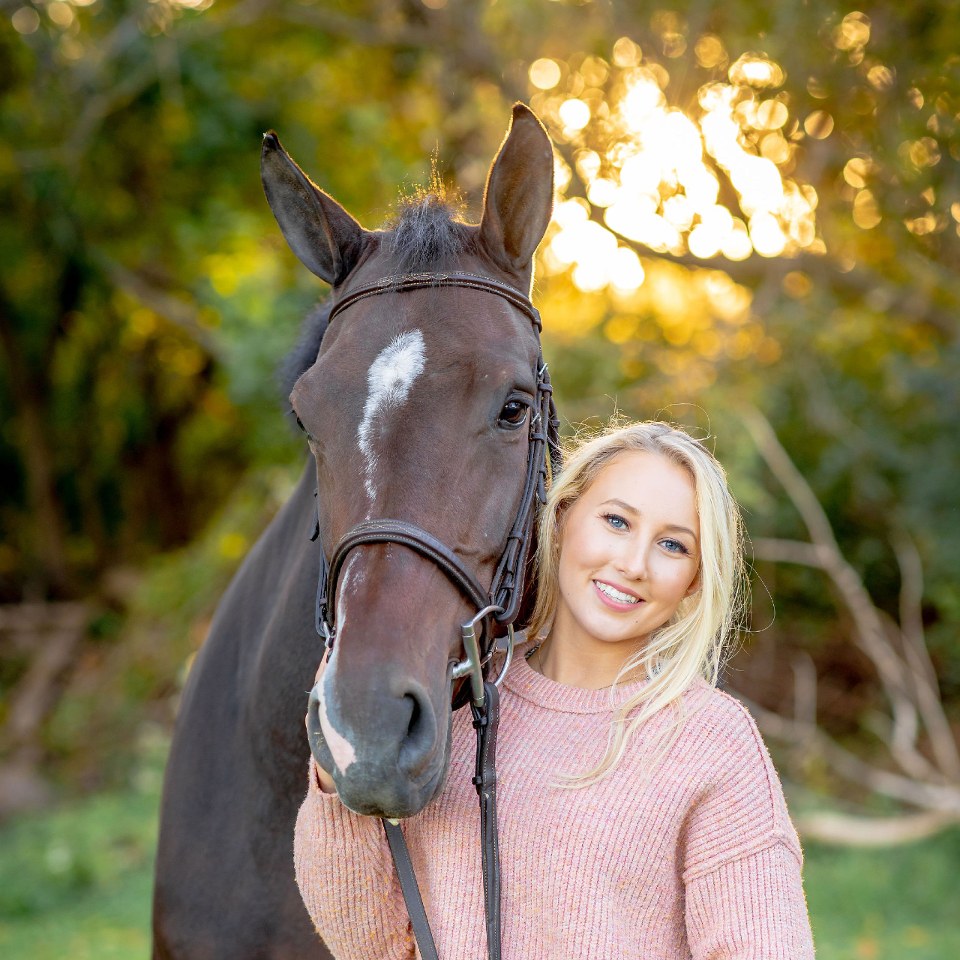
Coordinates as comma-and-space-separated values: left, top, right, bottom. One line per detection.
0, 0, 957, 819
501, 0, 960, 831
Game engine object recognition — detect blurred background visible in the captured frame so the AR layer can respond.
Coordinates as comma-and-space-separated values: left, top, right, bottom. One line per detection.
1, 0, 958, 956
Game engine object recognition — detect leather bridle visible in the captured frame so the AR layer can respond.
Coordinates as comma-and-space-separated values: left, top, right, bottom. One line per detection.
305, 271, 560, 960
312, 271, 560, 704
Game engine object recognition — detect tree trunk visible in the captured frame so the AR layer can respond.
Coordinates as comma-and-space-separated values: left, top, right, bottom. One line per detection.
0, 309, 70, 598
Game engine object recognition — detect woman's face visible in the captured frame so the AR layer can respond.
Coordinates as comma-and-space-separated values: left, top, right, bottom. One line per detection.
553, 451, 701, 657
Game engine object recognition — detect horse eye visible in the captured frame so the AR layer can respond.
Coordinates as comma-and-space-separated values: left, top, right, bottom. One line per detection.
292, 412, 316, 443
497, 399, 529, 429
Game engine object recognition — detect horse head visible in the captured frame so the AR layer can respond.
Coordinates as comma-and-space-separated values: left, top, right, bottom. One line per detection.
261, 105, 554, 818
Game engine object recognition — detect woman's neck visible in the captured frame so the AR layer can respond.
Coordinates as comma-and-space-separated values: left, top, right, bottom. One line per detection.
527, 626, 645, 690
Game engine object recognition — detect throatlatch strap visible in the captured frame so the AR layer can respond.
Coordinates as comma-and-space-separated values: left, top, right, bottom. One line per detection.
382, 680, 502, 960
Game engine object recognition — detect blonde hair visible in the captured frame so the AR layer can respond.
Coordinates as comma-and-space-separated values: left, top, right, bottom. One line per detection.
527, 421, 747, 786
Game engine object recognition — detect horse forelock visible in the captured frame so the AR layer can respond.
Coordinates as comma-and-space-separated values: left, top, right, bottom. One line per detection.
385, 189, 472, 274
279, 190, 474, 407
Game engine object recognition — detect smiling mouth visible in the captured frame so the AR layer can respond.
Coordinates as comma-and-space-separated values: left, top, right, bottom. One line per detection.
594, 581, 642, 604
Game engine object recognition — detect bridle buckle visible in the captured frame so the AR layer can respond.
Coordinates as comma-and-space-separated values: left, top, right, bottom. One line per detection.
451, 605, 516, 707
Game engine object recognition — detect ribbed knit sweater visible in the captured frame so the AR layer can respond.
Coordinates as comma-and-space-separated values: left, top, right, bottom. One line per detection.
294, 652, 815, 959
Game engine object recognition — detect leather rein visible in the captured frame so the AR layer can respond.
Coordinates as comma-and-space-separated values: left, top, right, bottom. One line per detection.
305, 271, 560, 960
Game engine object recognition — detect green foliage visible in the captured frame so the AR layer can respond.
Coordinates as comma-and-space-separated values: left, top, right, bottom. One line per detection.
1, 0, 958, 824
0, 0, 460, 600
0, 775, 159, 921
43, 463, 301, 787
520, 1, 960, 747
0, 735, 162, 959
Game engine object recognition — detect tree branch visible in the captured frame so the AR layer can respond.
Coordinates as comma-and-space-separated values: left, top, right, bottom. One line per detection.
556, 142, 959, 339
793, 808, 959, 847
740, 411, 960, 841
741, 695, 960, 815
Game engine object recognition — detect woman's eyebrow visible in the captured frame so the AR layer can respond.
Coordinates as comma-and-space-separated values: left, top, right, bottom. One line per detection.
600, 498, 699, 543
666, 524, 699, 544
600, 497, 639, 515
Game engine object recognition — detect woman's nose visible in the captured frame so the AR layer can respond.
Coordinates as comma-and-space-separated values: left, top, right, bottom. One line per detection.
615, 541, 649, 581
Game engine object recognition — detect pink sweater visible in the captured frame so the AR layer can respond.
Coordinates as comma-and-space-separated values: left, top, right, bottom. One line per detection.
294, 653, 815, 959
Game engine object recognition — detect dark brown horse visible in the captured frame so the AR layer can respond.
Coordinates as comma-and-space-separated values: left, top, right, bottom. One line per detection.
152, 104, 555, 958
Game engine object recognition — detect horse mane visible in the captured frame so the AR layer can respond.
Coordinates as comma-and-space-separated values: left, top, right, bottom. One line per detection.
279, 187, 471, 405
278, 299, 331, 404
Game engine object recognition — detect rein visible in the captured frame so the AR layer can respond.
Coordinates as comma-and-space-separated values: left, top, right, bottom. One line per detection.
305, 271, 560, 960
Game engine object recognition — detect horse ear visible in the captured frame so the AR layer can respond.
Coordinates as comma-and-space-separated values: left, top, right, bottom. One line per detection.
479, 104, 555, 276
260, 132, 364, 285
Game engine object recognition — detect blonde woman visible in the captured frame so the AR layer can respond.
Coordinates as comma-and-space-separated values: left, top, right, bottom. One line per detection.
295, 421, 816, 959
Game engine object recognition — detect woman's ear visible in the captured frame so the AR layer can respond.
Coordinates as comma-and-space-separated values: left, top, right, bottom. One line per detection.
684, 568, 702, 597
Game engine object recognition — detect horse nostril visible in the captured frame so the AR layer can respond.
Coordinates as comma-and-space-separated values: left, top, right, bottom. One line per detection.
405, 693, 421, 740
396, 688, 436, 777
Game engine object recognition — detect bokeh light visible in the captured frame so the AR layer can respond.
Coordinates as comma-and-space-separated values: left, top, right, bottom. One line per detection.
531, 41, 825, 298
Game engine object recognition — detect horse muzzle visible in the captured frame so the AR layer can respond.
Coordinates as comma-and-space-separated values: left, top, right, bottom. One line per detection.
306, 675, 450, 818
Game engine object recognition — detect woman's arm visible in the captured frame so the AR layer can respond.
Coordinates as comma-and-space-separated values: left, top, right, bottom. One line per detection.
293, 761, 415, 960
681, 695, 815, 959
684, 840, 815, 959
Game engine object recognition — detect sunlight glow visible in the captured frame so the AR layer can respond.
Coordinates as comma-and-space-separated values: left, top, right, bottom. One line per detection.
559, 98, 591, 132
729, 54, 784, 88
834, 12, 870, 52
531, 42, 826, 294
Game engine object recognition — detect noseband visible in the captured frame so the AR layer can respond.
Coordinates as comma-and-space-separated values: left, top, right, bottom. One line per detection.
312, 271, 560, 707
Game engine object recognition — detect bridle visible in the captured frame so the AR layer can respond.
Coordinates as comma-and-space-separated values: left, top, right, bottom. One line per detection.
304, 271, 560, 960
312, 271, 560, 703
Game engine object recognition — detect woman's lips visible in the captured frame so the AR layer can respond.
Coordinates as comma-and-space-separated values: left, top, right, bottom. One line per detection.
593, 579, 644, 611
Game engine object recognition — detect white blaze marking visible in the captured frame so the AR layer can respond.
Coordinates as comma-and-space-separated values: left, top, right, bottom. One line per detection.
336, 554, 360, 641
318, 672, 357, 774
320, 555, 363, 774
357, 330, 426, 500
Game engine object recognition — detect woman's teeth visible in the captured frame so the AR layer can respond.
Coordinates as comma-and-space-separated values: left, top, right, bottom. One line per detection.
596, 582, 640, 604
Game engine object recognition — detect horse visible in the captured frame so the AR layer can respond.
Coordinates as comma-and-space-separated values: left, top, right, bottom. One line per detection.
152, 103, 556, 959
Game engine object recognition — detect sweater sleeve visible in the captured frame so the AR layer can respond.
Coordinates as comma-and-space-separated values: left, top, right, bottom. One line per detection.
685, 841, 814, 959
293, 761, 415, 960
681, 695, 815, 959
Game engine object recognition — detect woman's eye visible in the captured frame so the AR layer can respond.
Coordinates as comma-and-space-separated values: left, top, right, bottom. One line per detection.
603, 513, 628, 531
497, 399, 529, 429
661, 538, 690, 556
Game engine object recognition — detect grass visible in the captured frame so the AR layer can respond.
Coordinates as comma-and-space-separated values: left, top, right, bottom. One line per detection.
804, 829, 960, 959
0, 750, 957, 959
0, 781, 158, 959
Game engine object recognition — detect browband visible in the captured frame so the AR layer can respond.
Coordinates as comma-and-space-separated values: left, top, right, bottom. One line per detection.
327, 271, 543, 330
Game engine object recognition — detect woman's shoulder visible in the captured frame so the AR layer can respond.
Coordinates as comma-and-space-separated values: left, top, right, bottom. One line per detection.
682, 679, 765, 734
681, 683, 799, 824
674, 680, 781, 779
675, 681, 803, 875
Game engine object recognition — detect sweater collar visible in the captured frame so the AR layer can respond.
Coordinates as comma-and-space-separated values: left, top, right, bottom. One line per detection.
502, 644, 653, 715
